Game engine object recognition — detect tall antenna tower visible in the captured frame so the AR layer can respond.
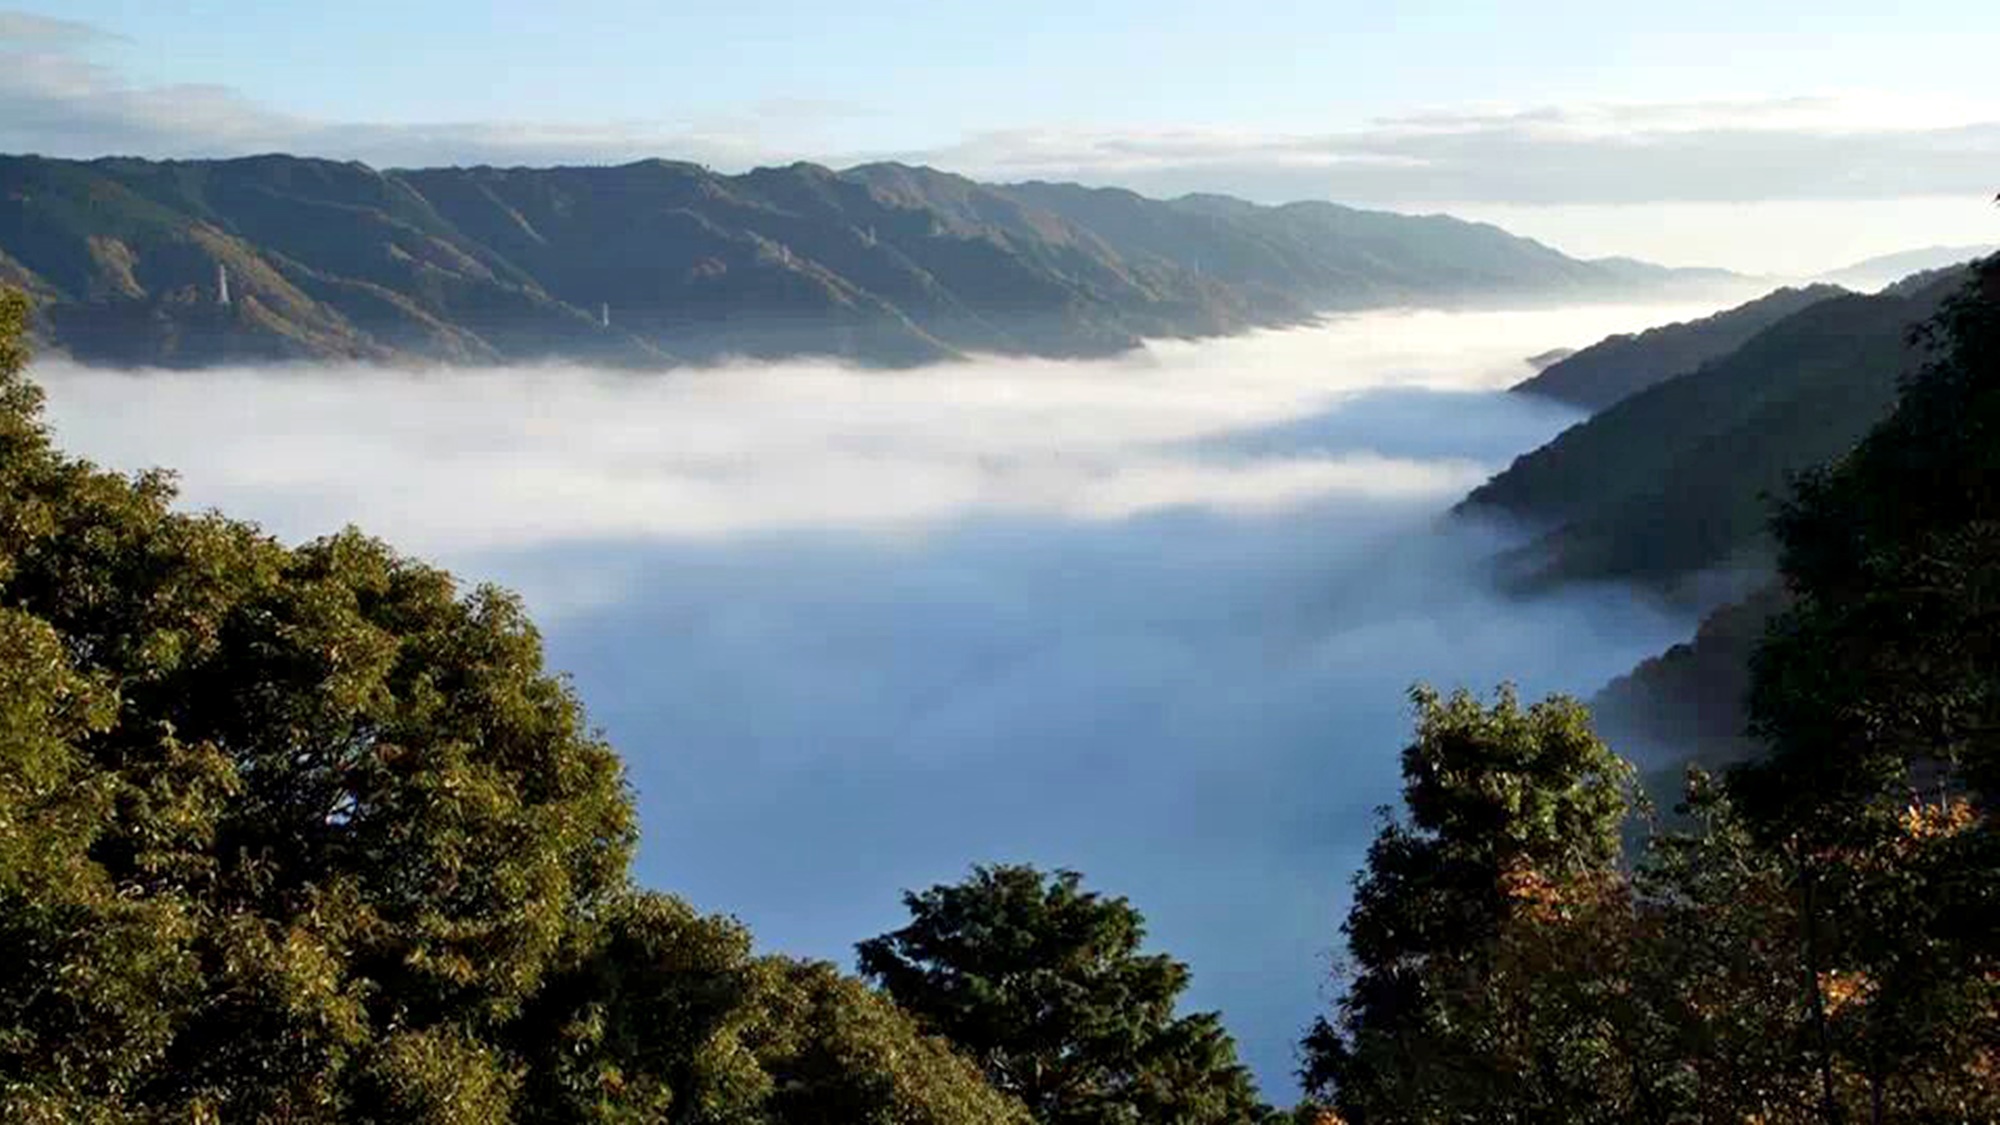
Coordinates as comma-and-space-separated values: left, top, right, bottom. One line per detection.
217, 263, 232, 306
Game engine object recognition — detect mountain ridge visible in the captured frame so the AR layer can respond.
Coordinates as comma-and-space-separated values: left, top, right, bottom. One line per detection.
1817, 243, 1999, 291
1510, 283, 1850, 411
2, 152, 1728, 370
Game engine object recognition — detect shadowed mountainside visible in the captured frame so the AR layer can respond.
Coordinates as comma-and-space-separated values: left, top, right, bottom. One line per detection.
1458, 270, 1968, 597
1589, 582, 1785, 771
1510, 284, 1847, 411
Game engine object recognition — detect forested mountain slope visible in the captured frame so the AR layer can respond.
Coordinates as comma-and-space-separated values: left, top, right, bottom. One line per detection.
1458, 272, 1965, 595
1, 153, 1719, 369
1511, 283, 1845, 411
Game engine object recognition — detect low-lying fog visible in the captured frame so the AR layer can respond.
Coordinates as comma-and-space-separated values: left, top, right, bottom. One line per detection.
34, 300, 1724, 1094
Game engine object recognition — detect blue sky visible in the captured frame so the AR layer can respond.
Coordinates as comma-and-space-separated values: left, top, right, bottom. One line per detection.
25, 1, 2000, 141
4, 2, 1998, 272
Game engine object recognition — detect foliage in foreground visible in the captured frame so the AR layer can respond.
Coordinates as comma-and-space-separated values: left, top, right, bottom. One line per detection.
1303, 259, 2000, 1124
0, 284, 1027, 1123
860, 864, 1272, 1125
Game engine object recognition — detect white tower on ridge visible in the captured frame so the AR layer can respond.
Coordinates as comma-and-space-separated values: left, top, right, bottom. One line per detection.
217, 263, 231, 307
600, 302, 610, 328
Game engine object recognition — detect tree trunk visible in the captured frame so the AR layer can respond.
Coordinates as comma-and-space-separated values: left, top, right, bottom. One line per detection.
1868, 1048, 1886, 1125
1797, 861, 1845, 1125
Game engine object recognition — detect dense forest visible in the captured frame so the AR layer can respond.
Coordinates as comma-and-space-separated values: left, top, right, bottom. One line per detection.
3, 256, 1998, 1122
0, 154, 1721, 370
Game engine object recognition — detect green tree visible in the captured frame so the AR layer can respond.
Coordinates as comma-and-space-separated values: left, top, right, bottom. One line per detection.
514, 892, 773, 1124
751, 959, 1035, 1125
1730, 256, 2000, 1123
857, 864, 1269, 1125
1742, 258, 2000, 819
0, 285, 219, 1121
1292, 259, 2000, 1125
1302, 685, 1637, 1124
515, 892, 1029, 1125
1, 277, 635, 1116
1626, 771, 1823, 1124
0, 286, 1026, 1123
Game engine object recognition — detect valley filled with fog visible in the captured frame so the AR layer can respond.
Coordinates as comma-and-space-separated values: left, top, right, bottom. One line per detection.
33, 298, 1730, 1087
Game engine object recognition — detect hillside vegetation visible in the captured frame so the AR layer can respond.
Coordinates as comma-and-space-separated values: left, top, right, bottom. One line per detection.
1465, 263, 1987, 789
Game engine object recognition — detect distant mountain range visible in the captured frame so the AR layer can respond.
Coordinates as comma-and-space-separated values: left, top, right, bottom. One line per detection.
1816, 244, 1998, 291
0, 153, 1727, 369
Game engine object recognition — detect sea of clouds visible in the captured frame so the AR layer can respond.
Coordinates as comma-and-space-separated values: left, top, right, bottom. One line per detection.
34, 298, 1726, 1094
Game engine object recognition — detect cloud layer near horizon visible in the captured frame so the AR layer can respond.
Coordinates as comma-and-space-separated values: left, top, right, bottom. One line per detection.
3, 10, 1995, 211
33, 299, 1717, 1093
893, 96, 2000, 206
36, 301, 1734, 558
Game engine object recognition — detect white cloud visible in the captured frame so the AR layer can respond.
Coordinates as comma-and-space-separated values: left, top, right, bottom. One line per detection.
1437, 196, 2000, 277
30, 299, 1724, 555
0, 10, 773, 167
1374, 93, 2000, 137
0, 10, 123, 47
0, 59, 767, 168
899, 95, 2000, 206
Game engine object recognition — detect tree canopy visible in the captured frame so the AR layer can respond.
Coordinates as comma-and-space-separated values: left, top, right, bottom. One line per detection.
1300, 686, 1636, 1124
0, 285, 1028, 1123
858, 864, 1271, 1125
1730, 254, 2000, 1122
